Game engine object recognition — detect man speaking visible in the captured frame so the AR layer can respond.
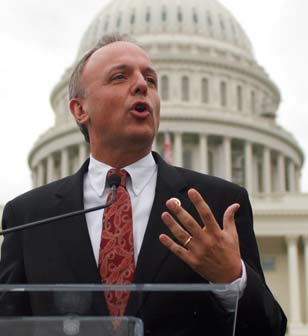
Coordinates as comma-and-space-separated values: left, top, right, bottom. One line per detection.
0, 34, 286, 335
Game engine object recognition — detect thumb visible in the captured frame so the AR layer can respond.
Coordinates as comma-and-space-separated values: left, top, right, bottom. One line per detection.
223, 203, 240, 232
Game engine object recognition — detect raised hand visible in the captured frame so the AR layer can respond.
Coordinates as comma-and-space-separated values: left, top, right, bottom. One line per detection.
159, 188, 242, 283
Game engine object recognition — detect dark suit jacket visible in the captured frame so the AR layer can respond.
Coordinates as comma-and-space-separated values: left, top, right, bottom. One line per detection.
0, 152, 286, 335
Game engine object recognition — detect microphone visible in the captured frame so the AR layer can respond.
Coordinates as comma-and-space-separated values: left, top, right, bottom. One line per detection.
0, 173, 121, 236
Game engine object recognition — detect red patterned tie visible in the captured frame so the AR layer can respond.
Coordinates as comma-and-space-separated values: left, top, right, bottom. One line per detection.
99, 168, 135, 316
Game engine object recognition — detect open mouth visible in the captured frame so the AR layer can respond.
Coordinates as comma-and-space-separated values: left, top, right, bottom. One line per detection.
135, 104, 146, 112
132, 102, 150, 113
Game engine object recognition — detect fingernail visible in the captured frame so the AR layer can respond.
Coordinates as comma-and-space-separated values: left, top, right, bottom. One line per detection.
188, 188, 198, 200
169, 197, 181, 207
166, 199, 176, 210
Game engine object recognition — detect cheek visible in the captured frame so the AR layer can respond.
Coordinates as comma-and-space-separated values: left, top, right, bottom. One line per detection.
88, 94, 121, 120
153, 96, 161, 125
155, 114, 160, 131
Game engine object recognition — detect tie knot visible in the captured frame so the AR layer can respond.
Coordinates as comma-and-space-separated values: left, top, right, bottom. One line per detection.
107, 168, 128, 187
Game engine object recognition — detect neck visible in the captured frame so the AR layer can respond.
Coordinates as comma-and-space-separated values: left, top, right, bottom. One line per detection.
91, 145, 152, 168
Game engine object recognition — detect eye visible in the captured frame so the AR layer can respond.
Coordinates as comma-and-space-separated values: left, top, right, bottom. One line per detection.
145, 76, 157, 86
111, 73, 125, 81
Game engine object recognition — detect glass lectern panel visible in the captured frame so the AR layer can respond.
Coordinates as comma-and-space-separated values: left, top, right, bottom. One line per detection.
0, 316, 142, 336
0, 284, 239, 336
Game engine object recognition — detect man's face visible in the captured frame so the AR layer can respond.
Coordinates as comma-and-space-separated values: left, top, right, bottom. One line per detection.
78, 41, 160, 156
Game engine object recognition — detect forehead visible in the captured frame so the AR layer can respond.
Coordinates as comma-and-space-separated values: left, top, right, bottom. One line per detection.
83, 41, 155, 77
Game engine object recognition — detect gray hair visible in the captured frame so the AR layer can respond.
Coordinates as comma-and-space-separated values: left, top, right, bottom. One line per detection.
68, 33, 136, 143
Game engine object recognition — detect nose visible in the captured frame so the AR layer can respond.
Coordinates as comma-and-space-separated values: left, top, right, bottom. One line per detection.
132, 72, 148, 96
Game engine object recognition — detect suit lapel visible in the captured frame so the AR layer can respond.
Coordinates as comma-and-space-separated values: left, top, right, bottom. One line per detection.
51, 154, 193, 316
53, 160, 101, 285
125, 152, 192, 315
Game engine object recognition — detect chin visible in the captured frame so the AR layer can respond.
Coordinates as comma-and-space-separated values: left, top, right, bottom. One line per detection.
129, 131, 154, 147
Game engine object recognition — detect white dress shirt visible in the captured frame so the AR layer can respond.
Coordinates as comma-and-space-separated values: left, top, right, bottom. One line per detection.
84, 153, 157, 265
83, 152, 246, 311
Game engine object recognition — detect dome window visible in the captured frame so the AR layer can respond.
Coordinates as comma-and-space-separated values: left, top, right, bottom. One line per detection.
130, 12, 135, 24
219, 16, 226, 39
104, 17, 109, 32
220, 17, 225, 31
231, 21, 238, 43
181, 76, 190, 101
146, 9, 151, 23
251, 91, 256, 114
201, 78, 209, 103
116, 16, 121, 29
220, 81, 227, 107
161, 75, 169, 101
207, 11, 213, 27
237, 85, 242, 111
192, 9, 198, 24
260, 95, 276, 118
162, 6, 167, 22
177, 8, 183, 22
231, 21, 236, 34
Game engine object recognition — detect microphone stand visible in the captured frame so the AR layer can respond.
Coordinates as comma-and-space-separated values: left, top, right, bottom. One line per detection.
0, 181, 119, 236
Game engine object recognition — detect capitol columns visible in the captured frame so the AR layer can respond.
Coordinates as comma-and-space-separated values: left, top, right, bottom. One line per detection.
262, 147, 271, 194
36, 161, 44, 187
244, 141, 253, 193
295, 167, 301, 192
199, 134, 208, 174
277, 153, 286, 193
174, 132, 183, 167
222, 137, 231, 181
46, 155, 55, 183
288, 161, 296, 193
61, 148, 69, 178
304, 235, 308, 324
286, 235, 302, 325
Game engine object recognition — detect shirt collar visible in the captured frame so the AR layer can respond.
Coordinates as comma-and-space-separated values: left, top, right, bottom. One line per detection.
88, 152, 157, 197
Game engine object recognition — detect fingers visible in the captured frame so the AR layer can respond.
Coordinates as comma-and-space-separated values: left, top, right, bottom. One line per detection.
165, 197, 202, 238
160, 191, 242, 283
164, 189, 240, 235
187, 189, 220, 233
223, 203, 240, 232
159, 233, 189, 259
161, 211, 192, 246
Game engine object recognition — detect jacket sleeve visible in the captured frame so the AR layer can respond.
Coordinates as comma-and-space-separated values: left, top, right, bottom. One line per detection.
0, 201, 32, 316
234, 188, 287, 336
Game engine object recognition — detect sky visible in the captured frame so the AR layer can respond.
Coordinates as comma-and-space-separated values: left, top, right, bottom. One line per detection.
0, 0, 307, 205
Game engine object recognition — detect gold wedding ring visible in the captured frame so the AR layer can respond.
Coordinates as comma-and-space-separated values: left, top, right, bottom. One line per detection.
183, 236, 192, 248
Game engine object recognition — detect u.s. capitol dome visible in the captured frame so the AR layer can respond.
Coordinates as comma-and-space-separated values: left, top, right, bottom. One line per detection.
28, 1, 308, 333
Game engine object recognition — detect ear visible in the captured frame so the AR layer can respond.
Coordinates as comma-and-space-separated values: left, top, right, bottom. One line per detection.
69, 99, 89, 125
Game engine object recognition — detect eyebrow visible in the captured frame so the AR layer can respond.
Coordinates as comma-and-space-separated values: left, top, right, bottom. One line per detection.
145, 67, 158, 78
107, 64, 129, 74
106, 64, 157, 77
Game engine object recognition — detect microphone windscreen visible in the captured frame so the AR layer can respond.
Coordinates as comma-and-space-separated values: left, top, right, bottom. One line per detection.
107, 173, 121, 188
